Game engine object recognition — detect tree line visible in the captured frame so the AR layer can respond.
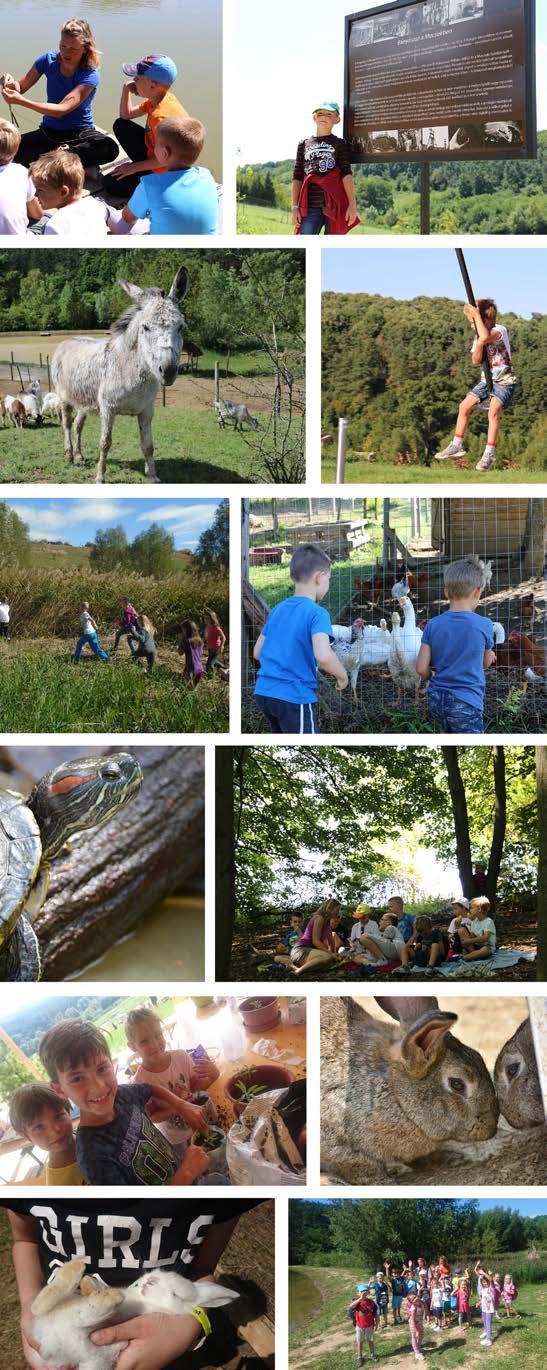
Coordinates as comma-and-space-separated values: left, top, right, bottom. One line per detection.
289, 1200, 547, 1269
322, 291, 547, 469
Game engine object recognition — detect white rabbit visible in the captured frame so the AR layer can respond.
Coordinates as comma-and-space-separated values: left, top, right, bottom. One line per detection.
30, 1258, 239, 1370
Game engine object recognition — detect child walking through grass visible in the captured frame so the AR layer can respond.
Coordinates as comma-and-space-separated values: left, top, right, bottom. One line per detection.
179, 619, 204, 685
73, 601, 109, 663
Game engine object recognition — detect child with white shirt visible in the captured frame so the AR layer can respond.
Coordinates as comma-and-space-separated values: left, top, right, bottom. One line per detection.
30, 145, 108, 237
459, 895, 497, 961
0, 119, 42, 233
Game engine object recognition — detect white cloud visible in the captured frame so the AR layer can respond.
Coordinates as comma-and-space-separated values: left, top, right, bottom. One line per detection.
13, 500, 133, 539
135, 502, 220, 525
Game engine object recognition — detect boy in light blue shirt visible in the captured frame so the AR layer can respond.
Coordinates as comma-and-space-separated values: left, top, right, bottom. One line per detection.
117, 115, 217, 235
416, 555, 495, 733
253, 542, 348, 733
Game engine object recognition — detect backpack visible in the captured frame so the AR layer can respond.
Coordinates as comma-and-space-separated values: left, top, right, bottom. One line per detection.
347, 1303, 358, 1324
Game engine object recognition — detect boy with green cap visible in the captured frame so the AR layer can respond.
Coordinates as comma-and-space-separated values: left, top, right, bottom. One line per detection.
292, 102, 359, 235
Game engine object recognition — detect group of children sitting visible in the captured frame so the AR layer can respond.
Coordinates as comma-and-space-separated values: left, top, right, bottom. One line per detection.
8, 1005, 225, 1187
271, 885, 496, 976
253, 543, 497, 735
0, 42, 217, 237
73, 596, 227, 681
350, 1257, 519, 1363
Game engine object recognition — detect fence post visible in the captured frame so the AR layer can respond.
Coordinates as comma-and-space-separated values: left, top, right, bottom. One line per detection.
241, 499, 250, 690
162, 385, 166, 407
10, 351, 14, 381
214, 361, 220, 404
335, 418, 348, 484
46, 355, 51, 391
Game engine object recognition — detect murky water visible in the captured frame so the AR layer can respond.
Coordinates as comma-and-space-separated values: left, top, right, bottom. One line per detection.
1, 0, 222, 180
289, 1267, 322, 1332
69, 894, 205, 981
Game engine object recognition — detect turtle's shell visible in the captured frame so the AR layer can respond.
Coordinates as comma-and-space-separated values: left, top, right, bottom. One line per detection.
0, 789, 42, 949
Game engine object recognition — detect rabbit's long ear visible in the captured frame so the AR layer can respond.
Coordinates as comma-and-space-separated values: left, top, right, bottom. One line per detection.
193, 1280, 240, 1308
397, 1011, 457, 1079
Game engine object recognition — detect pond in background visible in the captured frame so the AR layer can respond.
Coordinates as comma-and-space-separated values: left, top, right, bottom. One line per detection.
289, 1266, 323, 1332
2, 0, 222, 181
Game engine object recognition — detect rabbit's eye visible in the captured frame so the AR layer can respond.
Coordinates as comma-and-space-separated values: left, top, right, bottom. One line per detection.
448, 1077, 467, 1095
506, 1061, 520, 1080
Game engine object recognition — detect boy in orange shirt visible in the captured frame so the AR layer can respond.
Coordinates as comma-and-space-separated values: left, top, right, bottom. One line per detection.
104, 53, 187, 197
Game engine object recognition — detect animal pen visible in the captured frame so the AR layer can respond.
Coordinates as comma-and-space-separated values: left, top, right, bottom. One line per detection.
242, 496, 546, 734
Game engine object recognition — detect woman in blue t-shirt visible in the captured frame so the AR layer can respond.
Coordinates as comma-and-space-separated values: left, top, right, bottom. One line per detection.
1, 17, 118, 170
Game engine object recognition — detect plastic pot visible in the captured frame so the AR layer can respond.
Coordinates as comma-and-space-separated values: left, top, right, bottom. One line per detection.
191, 1091, 218, 1125
238, 996, 280, 1031
191, 1125, 227, 1173
225, 1064, 295, 1116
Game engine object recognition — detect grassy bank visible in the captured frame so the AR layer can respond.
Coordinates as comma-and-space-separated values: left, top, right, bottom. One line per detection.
0, 565, 228, 640
321, 458, 545, 486
289, 1265, 546, 1370
0, 642, 228, 733
0, 410, 286, 484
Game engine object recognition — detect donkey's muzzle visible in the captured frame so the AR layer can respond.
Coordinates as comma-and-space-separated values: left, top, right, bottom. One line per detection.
161, 364, 178, 386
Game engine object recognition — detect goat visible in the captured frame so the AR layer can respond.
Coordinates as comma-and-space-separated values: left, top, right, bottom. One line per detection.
8, 397, 27, 428
42, 391, 62, 422
52, 267, 189, 482
215, 399, 259, 431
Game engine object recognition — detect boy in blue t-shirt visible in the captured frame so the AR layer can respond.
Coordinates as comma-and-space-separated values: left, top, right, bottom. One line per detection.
416, 555, 495, 733
114, 115, 217, 235
253, 541, 348, 733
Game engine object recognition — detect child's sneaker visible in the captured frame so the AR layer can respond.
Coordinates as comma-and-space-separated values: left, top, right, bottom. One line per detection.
475, 450, 496, 471
434, 441, 467, 460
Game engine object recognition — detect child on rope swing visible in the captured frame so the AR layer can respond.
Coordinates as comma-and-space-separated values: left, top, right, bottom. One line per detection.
434, 298, 517, 472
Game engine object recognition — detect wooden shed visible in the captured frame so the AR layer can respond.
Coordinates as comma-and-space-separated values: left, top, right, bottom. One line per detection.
431, 498, 541, 566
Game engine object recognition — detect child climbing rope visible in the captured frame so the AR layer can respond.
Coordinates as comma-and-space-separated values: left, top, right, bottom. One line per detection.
434, 298, 517, 472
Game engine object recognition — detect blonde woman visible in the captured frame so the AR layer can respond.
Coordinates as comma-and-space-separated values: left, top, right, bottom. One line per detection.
290, 898, 343, 975
1, 18, 118, 170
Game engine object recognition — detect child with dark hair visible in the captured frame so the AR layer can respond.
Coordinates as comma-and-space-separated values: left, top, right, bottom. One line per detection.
435, 296, 517, 472
112, 596, 139, 652
253, 541, 348, 733
8, 1082, 84, 1185
179, 619, 204, 685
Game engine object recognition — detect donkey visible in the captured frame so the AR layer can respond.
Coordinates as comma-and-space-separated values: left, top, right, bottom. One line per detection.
51, 267, 189, 483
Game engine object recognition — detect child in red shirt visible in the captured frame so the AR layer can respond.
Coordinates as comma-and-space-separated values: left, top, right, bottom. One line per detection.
349, 1285, 379, 1365
203, 607, 226, 676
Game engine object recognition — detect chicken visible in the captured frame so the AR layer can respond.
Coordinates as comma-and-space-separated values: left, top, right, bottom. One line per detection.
387, 595, 423, 703
331, 619, 390, 702
392, 571, 430, 598
493, 630, 545, 690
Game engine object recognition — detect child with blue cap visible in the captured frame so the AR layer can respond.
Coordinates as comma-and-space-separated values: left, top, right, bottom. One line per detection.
104, 52, 188, 198
292, 102, 359, 235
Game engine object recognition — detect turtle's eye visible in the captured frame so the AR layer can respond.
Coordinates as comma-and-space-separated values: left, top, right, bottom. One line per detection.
101, 761, 122, 780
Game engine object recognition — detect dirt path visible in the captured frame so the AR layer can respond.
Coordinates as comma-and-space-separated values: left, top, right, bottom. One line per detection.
291, 1318, 516, 1370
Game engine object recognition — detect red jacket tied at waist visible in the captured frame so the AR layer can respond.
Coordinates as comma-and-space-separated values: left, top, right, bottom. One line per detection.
294, 169, 360, 235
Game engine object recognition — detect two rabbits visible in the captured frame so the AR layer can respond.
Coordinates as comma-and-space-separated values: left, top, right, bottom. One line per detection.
320, 996, 544, 1185
30, 1259, 239, 1370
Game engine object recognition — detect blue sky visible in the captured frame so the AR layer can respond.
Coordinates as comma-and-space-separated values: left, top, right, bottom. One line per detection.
7, 499, 222, 551
322, 247, 547, 317
309, 1199, 546, 1216
236, 0, 546, 163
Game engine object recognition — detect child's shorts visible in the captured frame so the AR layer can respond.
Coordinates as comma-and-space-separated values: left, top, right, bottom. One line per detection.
255, 694, 318, 734
428, 684, 484, 734
356, 1327, 374, 1343
392, 1295, 403, 1310
472, 380, 516, 410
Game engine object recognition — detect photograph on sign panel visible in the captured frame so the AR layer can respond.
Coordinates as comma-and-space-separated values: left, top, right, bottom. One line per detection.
423, 0, 450, 26
449, 0, 484, 21
399, 129, 423, 152
421, 126, 449, 149
448, 120, 524, 150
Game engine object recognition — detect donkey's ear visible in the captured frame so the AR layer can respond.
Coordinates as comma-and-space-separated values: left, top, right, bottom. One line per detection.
119, 279, 143, 301
397, 1010, 457, 1079
169, 267, 190, 303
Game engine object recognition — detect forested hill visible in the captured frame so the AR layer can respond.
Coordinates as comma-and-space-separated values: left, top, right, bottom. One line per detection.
238, 131, 547, 233
322, 291, 547, 468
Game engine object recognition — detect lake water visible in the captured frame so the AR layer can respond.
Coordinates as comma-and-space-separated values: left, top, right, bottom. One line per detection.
1, 0, 222, 180
289, 1267, 322, 1333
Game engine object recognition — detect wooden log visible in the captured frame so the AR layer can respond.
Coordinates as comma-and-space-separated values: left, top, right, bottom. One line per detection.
34, 746, 204, 979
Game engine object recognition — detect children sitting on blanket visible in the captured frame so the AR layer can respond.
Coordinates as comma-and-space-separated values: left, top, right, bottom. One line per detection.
458, 895, 497, 961
353, 910, 406, 965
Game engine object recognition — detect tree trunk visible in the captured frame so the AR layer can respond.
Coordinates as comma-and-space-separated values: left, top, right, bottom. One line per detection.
215, 745, 236, 979
37, 747, 204, 978
536, 744, 546, 981
486, 746, 506, 907
441, 746, 473, 897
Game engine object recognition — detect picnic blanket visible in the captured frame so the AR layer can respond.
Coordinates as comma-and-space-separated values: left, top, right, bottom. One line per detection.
426, 948, 536, 975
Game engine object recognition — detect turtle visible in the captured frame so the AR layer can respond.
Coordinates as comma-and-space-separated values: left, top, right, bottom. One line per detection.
0, 752, 143, 982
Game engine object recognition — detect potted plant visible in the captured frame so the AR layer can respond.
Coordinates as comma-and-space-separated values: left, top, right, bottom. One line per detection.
191, 1090, 218, 1125
225, 1064, 295, 1116
191, 1124, 226, 1172
238, 996, 280, 1031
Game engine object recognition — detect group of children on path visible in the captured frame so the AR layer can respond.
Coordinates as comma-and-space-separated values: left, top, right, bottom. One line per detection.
0, 19, 218, 238
73, 595, 227, 682
271, 888, 496, 977
349, 1257, 520, 1363
8, 1005, 228, 1187
253, 543, 497, 735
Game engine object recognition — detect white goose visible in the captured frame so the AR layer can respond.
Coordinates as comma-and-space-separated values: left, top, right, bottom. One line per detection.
387, 595, 423, 703
332, 618, 391, 702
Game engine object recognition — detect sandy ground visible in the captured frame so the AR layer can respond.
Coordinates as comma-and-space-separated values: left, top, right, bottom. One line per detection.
0, 374, 304, 415
361, 996, 531, 1071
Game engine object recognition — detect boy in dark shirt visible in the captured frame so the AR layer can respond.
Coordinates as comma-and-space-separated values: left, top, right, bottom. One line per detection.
292, 101, 358, 235
39, 1020, 211, 1186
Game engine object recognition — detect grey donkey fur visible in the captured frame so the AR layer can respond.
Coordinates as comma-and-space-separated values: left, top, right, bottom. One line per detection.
320, 996, 499, 1183
494, 1015, 544, 1129
51, 267, 189, 483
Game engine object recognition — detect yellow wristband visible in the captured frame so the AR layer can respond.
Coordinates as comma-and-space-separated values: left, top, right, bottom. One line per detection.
192, 1306, 212, 1340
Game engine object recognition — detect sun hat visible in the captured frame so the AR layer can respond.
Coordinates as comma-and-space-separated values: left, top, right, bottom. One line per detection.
451, 896, 470, 909
313, 101, 340, 115
355, 903, 371, 916
122, 54, 178, 84
357, 1283, 368, 1291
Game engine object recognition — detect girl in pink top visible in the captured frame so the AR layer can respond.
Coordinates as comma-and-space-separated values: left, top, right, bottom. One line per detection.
125, 1006, 219, 1156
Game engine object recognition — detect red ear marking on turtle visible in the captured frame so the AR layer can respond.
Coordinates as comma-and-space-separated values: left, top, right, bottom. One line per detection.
48, 774, 97, 795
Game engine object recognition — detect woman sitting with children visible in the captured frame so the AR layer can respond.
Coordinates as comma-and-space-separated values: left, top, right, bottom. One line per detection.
1, 19, 118, 170
290, 898, 344, 975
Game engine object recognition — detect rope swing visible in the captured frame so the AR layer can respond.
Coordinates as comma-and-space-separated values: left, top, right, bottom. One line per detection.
455, 248, 494, 413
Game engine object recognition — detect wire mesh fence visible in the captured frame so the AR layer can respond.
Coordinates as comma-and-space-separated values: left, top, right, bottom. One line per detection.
242, 496, 546, 734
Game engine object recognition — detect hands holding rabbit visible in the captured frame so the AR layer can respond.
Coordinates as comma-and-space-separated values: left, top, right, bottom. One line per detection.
90, 1312, 201, 1370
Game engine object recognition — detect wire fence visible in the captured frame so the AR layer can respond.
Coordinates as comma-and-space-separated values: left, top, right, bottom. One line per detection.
242, 496, 546, 734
